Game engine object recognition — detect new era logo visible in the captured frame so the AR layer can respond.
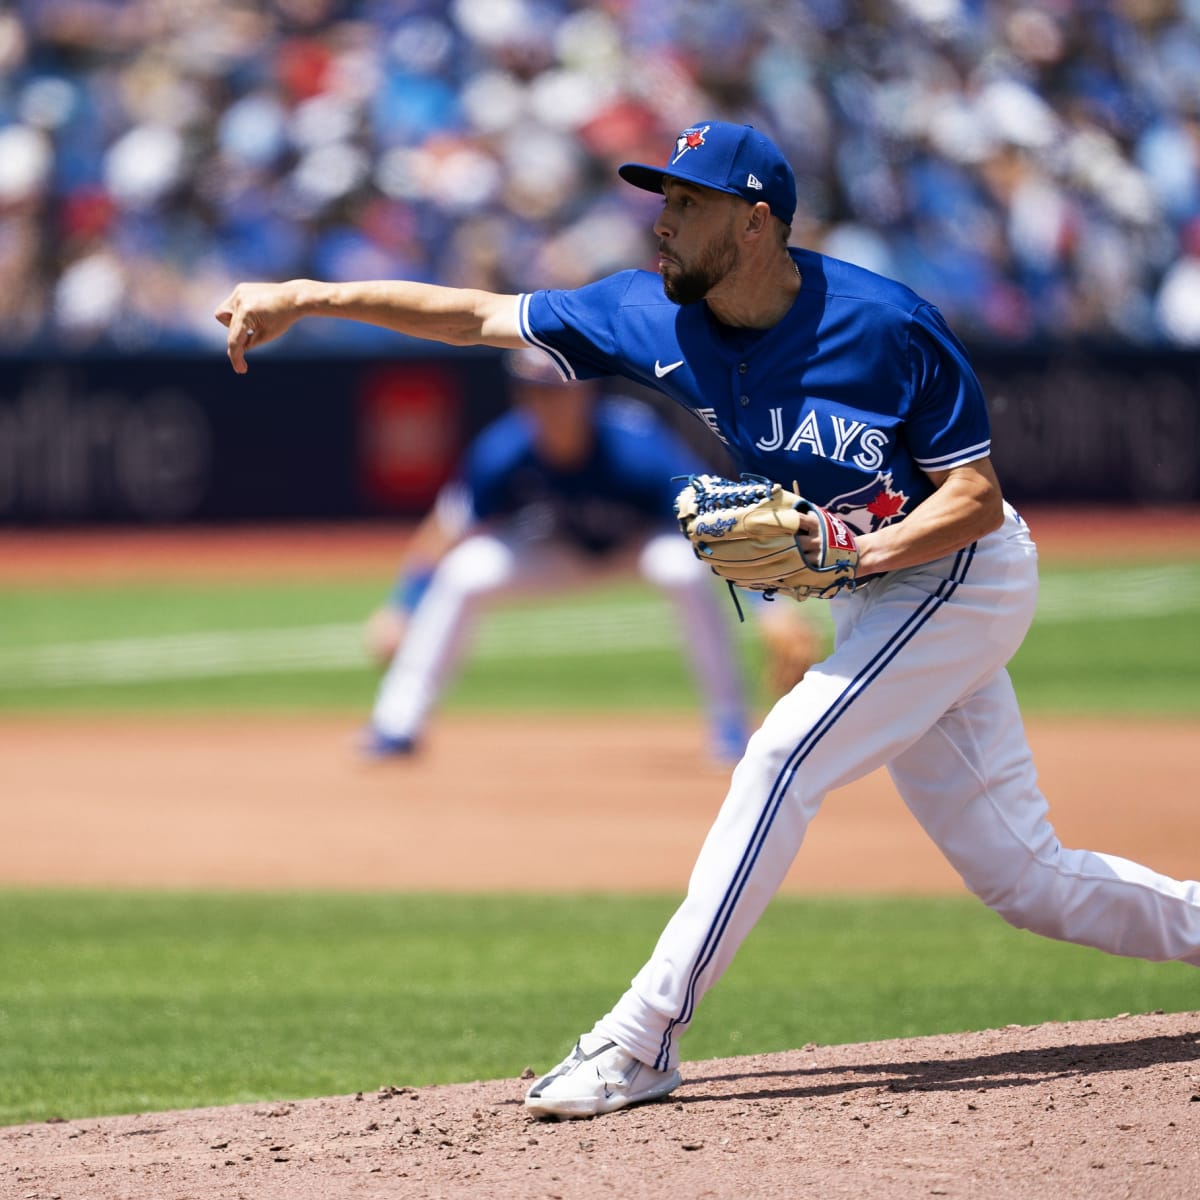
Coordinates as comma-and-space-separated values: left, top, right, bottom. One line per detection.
746, 173, 763, 190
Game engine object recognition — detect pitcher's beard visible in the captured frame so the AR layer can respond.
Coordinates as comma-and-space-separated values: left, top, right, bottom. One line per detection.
661, 266, 710, 306
659, 240, 736, 306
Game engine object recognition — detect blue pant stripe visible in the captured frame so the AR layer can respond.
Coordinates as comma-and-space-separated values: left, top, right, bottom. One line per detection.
654, 544, 977, 1069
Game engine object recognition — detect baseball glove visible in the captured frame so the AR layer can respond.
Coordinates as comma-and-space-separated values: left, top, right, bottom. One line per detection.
675, 474, 860, 602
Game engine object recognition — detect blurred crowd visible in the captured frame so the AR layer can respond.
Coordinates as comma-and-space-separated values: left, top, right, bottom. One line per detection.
2, 0, 1200, 355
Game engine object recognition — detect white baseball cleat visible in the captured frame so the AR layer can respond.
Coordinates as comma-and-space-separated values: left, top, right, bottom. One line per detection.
524, 1033, 682, 1118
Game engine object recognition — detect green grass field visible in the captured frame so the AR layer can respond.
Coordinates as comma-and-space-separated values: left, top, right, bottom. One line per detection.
0, 562, 1197, 713
1, 557, 1198, 1124
2, 891, 1195, 1125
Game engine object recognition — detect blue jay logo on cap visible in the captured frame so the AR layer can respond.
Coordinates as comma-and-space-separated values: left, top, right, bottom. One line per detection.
671, 125, 709, 165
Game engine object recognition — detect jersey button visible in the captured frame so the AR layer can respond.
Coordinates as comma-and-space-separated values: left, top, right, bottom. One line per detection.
739, 394, 750, 407
738, 362, 748, 374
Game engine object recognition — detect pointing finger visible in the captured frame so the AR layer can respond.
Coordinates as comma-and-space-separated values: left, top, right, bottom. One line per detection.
226, 316, 255, 374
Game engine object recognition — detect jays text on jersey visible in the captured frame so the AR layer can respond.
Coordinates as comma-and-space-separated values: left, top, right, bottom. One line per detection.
517, 248, 991, 536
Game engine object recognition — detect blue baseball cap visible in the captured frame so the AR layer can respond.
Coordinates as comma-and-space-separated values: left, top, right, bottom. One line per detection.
619, 121, 797, 225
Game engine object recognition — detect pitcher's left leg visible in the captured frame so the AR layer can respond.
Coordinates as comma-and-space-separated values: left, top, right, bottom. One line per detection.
588, 531, 1040, 1074
592, 577, 994, 1071
890, 670, 1200, 964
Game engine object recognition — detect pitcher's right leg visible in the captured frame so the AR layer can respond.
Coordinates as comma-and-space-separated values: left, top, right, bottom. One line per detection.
891, 670, 1200, 965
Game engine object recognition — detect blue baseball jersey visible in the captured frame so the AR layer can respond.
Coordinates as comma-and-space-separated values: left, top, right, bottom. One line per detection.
517, 248, 991, 534
448, 396, 703, 556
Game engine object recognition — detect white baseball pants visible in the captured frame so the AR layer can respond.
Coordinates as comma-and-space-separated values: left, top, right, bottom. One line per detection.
595, 504, 1200, 1071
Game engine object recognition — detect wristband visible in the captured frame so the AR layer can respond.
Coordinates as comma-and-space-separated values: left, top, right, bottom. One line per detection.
391, 569, 434, 613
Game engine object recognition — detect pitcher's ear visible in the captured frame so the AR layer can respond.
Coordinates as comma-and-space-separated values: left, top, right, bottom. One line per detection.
744, 200, 772, 236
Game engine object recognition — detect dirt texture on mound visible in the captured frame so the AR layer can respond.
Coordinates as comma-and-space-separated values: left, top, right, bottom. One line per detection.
6, 1011, 1199, 1200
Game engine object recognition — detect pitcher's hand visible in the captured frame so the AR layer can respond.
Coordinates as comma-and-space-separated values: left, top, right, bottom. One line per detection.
215, 281, 308, 373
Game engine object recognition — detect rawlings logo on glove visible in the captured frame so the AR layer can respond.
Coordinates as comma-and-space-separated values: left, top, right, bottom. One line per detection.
674, 474, 860, 602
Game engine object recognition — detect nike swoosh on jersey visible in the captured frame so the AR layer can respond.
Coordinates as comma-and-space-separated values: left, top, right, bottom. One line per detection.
654, 359, 684, 378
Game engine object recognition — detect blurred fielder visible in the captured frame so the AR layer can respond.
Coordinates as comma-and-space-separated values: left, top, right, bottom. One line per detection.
361, 346, 820, 762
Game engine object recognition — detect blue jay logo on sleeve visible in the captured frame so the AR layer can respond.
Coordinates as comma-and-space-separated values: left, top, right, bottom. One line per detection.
826, 472, 909, 534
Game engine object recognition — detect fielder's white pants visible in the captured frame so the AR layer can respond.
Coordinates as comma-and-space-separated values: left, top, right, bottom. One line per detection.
371, 529, 748, 742
595, 504, 1200, 1072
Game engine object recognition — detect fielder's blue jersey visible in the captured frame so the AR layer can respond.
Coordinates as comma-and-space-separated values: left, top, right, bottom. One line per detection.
451, 396, 702, 555
517, 248, 991, 535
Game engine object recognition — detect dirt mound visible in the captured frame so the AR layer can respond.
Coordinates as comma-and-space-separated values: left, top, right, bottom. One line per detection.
6, 1010, 1198, 1199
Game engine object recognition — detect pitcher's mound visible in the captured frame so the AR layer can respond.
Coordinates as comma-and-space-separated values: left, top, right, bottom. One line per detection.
7, 1010, 1199, 1200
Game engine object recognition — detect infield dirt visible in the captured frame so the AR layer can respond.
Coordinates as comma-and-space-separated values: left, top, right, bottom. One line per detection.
1, 511, 1198, 1198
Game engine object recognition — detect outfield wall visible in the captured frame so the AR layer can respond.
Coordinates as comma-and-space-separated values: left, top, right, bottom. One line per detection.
0, 348, 1196, 524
